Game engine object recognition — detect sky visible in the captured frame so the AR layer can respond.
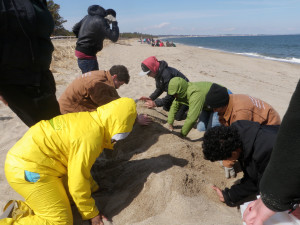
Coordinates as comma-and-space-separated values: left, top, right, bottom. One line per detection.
54, 0, 300, 35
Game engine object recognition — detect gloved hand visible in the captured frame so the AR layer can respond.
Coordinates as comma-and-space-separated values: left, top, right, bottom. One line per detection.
105, 14, 117, 23
224, 166, 236, 179
220, 161, 236, 179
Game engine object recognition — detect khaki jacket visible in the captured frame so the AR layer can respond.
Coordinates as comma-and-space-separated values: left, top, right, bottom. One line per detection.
59, 70, 120, 114
221, 94, 281, 126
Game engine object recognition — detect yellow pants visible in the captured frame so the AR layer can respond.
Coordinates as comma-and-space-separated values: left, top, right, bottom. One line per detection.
0, 164, 73, 225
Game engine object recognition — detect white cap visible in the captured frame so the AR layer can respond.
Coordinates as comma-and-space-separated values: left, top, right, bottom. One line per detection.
139, 70, 151, 76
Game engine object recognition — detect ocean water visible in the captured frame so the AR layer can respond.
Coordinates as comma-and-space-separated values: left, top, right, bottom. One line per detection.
162, 35, 300, 64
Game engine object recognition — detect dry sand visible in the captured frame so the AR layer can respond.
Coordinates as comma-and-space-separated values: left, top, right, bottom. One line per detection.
0, 38, 299, 225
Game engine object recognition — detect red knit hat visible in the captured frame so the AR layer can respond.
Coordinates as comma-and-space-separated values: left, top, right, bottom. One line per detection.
139, 56, 160, 76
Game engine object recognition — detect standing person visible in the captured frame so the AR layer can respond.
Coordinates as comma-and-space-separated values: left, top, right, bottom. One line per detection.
166, 78, 230, 137
205, 84, 281, 126
0, 0, 61, 127
139, 56, 189, 121
0, 98, 137, 225
73, 5, 119, 73
202, 120, 279, 207
59, 65, 152, 125
243, 80, 300, 225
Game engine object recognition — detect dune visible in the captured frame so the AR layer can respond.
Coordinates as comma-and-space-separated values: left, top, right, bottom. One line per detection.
0, 38, 299, 225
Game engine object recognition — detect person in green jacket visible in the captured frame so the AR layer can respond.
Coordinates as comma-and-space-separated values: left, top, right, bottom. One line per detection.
166, 77, 230, 137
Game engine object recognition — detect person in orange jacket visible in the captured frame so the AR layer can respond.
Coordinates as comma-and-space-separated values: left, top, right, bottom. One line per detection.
205, 84, 281, 126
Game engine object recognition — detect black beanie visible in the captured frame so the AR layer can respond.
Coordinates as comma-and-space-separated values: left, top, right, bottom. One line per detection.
205, 83, 229, 108
106, 9, 116, 17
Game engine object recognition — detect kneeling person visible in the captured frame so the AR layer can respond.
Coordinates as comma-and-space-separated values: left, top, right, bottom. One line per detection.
59, 65, 129, 114
202, 120, 279, 207
59, 65, 151, 125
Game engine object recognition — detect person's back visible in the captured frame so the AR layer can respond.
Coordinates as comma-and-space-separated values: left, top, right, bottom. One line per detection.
154, 60, 189, 94
168, 77, 213, 136
74, 6, 118, 56
224, 94, 281, 126
139, 56, 189, 112
0, 0, 60, 127
202, 120, 279, 206
59, 70, 119, 114
205, 86, 281, 127
73, 5, 119, 73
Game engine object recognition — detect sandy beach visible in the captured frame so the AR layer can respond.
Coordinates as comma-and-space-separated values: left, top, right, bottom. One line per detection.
0, 38, 299, 225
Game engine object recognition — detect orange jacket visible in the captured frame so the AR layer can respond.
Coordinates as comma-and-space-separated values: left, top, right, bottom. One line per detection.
220, 94, 281, 126
59, 70, 119, 114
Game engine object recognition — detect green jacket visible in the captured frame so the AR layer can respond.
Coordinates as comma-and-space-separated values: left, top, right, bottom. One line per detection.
167, 77, 213, 136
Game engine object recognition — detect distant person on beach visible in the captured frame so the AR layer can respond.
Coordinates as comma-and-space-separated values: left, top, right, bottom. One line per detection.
0, 0, 61, 127
0, 98, 136, 225
59, 65, 152, 125
139, 56, 189, 121
202, 120, 279, 207
205, 86, 281, 126
166, 79, 231, 136
73, 5, 119, 73
243, 80, 300, 225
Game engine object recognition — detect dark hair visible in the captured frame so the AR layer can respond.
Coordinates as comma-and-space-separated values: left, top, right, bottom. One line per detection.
106, 9, 116, 17
202, 125, 242, 162
141, 63, 150, 72
109, 65, 130, 84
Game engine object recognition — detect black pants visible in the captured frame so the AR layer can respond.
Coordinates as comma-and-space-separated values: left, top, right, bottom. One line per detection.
163, 104, 189, 121
0, 70, 61, 127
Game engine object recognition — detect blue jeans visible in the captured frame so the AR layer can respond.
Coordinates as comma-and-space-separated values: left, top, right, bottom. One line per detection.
77, 58, 99, 73
197, 110, 220, 132
197, 89, 233, 131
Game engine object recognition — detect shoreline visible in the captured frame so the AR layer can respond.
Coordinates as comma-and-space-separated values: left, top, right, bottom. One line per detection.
131, 38, 299, 117
159, 35, 300, 65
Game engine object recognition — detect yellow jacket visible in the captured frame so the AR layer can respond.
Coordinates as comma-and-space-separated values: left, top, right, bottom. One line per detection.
5, 98, 137, 220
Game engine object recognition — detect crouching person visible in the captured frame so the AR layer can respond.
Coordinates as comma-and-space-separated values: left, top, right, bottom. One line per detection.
1, 98, 137, 225
202, 120, 279, 207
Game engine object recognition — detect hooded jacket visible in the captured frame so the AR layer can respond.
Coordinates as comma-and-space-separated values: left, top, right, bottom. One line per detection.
0, 0, 54, 85
167, 77, 213, 136
59, 70, 120, 114
222, 120, 279, 207
5, 98, 137, 220
260, 80, 300, 212
149, 60, 189, 109
73, 5, 119, 56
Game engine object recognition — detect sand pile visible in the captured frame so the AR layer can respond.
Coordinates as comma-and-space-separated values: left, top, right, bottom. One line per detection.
76, 102, 243, 225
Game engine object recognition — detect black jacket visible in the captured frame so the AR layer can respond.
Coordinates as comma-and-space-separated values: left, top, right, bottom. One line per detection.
222, 120, 279, 206
150, 60, 189, 110
260, 80, 300, 212
0, 0, 54, 85
73, 5, 119, 56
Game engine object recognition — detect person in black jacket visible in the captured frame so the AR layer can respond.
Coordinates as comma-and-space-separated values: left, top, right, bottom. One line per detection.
0, 0, 60, 127
243, 80, 300, 224
202, 120, 279, 207
139, 56, 189, 121
73, 5, 119, 73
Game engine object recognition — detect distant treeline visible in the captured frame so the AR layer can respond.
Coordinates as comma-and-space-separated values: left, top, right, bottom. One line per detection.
120, 32, 158, 39
53, 31, 158, 39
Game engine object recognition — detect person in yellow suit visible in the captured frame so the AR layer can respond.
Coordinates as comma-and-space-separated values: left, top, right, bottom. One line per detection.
0, 97, 137, 225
